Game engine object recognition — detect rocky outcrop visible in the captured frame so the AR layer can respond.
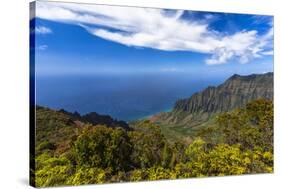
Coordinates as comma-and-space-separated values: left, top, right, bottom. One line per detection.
174, 72, 273, 114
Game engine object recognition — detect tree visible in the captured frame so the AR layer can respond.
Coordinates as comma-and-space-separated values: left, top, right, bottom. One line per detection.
74, 125, 132, 172
128, 120, 167, 169
34, 100, 274, 186
199, 99, 273, 151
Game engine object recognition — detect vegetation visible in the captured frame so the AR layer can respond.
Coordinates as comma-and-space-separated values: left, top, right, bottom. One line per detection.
33, 99, 273, 187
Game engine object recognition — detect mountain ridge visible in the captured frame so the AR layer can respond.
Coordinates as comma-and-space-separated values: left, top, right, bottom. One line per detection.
174, 72, 273, 114
151, 72, 273, 132
58, 108, 130, 130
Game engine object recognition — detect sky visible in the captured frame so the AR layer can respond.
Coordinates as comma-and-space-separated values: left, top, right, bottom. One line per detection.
31, 1, 274, 77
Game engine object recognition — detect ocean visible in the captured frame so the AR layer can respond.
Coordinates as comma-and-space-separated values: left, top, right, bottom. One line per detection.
36, 73, 225, 121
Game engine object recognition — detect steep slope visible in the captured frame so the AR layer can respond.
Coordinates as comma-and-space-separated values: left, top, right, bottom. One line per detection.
174, 72, 273, 113
152, 72, 273, 136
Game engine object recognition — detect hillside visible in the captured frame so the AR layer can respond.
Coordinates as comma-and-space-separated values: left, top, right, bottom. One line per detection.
35, 106, 130, 154
34, 100, 273, 187
151, 72, 273, 138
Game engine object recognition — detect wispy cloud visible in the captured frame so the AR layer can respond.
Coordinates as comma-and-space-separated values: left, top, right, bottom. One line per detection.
38, 45, 48, 50
252, 15, 273, 26
35, 1, 273, 65
261, 50, 274, 55
35, 26, 52, 34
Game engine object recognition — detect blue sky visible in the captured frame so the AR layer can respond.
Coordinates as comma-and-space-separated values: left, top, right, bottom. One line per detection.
32, 1, 273, 77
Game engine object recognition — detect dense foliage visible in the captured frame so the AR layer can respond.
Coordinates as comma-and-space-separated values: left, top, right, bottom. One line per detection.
34, 99, 273, 187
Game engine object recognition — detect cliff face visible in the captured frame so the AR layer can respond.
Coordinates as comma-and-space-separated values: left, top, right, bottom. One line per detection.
152, 72, 273, 128
174, 72, 273, 114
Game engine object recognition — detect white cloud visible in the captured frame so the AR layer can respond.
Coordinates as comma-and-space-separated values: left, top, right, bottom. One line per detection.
206, 29, 273, 65
35, 26, 52, 34
261, 50, 274, 55
38, 45, 48, 50
35, 1, 273, 65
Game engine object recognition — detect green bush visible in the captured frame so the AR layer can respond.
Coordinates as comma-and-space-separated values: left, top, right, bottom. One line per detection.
34, 100, 274, 187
